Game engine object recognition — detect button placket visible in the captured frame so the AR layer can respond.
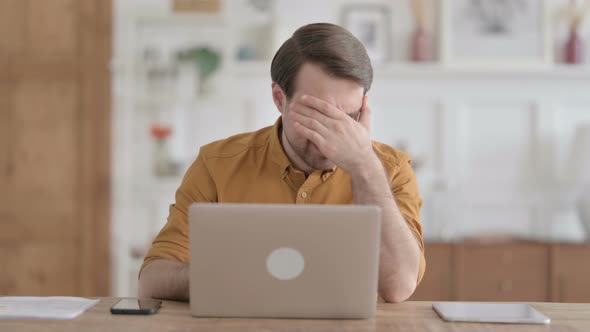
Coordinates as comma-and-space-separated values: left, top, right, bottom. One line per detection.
296, 172, 322, 204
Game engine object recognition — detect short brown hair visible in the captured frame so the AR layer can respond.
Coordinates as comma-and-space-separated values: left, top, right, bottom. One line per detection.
270, 23, 373, 100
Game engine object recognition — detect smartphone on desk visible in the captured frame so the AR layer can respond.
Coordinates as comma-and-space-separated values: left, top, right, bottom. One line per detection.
110, 298, 162, 315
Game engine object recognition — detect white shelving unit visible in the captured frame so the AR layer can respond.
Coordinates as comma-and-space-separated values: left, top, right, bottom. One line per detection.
112, 6, 278, 296
112, 2, 590, 297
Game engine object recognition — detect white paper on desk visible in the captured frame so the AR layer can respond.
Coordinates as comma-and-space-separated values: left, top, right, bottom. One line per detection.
0, 297, 99, 320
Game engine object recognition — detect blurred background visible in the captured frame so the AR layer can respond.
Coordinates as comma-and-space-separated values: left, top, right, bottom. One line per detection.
2, 0, 590, 302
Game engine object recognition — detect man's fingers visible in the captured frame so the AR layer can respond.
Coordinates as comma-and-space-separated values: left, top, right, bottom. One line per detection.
359, 95, 371, 133
293, 121, 327, 151
289, 111, 329, 137
298, 95, 342, 119
289, 102, 331, 128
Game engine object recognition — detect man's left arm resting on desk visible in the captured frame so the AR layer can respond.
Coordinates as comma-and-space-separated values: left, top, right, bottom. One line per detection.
352, 150, 425, 303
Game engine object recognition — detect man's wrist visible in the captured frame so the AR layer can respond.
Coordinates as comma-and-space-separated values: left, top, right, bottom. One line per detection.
349, 152, 383, 181
179, 263, 190, 298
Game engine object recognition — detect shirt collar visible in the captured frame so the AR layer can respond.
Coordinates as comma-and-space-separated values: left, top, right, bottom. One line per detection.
269, 117, 291, 175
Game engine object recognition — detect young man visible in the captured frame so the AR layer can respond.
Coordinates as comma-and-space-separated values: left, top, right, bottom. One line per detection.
139, 23, 425, 303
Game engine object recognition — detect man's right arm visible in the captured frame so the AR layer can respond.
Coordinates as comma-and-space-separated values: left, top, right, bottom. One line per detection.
138, 259, 190, 301
137, 152, 216, 301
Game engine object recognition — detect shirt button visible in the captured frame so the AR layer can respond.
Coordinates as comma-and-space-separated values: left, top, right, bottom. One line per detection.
301, 192, 307, 198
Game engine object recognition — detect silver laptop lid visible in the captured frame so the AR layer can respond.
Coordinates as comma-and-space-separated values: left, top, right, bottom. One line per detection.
189, 203, 381, 319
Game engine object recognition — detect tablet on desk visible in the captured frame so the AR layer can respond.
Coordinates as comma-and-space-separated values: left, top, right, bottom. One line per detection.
433, 302, 551, 324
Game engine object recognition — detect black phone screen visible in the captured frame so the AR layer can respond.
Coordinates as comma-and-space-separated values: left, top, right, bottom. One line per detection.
111, 298, 162, 314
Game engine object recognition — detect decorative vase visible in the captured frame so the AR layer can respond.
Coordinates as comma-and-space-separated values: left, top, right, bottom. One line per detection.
151, 125, 180, 177
410, 27, 432, 62
565, 29, 583, 64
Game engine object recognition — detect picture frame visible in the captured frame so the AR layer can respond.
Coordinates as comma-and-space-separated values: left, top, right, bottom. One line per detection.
341, 5, 392, 63
440, 0, 552, 67
172, 0, 222, 13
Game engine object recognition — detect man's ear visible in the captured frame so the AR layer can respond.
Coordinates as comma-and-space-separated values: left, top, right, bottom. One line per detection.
271, 82, 287, 114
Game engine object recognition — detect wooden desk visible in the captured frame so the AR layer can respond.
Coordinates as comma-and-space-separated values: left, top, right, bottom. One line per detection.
1, 298, 589, 331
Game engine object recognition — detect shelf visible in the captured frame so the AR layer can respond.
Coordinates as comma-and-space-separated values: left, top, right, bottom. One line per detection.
229, 61, 590, 80
130, 175, 184, 195
231, 61, 271, 77
375, 63, 590, 80
132, 93, 228, 110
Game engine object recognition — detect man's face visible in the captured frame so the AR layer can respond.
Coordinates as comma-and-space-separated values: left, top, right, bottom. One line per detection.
280, 62, 364, 171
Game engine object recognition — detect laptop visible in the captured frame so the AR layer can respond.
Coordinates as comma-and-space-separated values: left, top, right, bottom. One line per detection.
433, 302, 551, 324
188, 203, 381, 319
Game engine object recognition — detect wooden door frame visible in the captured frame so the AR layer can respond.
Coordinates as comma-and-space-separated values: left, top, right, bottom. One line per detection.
0, 0, 112, 296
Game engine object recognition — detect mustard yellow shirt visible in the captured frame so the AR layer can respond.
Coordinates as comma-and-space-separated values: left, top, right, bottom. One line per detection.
142, 117, 425, 283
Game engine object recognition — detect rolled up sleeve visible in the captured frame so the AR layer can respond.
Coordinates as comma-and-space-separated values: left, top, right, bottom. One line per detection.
140, 152, 217, 275
390, 156, 426, 285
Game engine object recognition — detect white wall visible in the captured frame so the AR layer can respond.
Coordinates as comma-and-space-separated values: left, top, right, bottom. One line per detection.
111, 0, 590, 296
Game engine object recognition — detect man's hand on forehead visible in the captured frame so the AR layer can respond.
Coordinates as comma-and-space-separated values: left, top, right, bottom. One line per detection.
293, 95, 361, 121
288, 94, 375, 175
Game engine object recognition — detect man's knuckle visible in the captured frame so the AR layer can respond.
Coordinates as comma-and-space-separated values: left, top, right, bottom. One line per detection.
312, 119, 322, 130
